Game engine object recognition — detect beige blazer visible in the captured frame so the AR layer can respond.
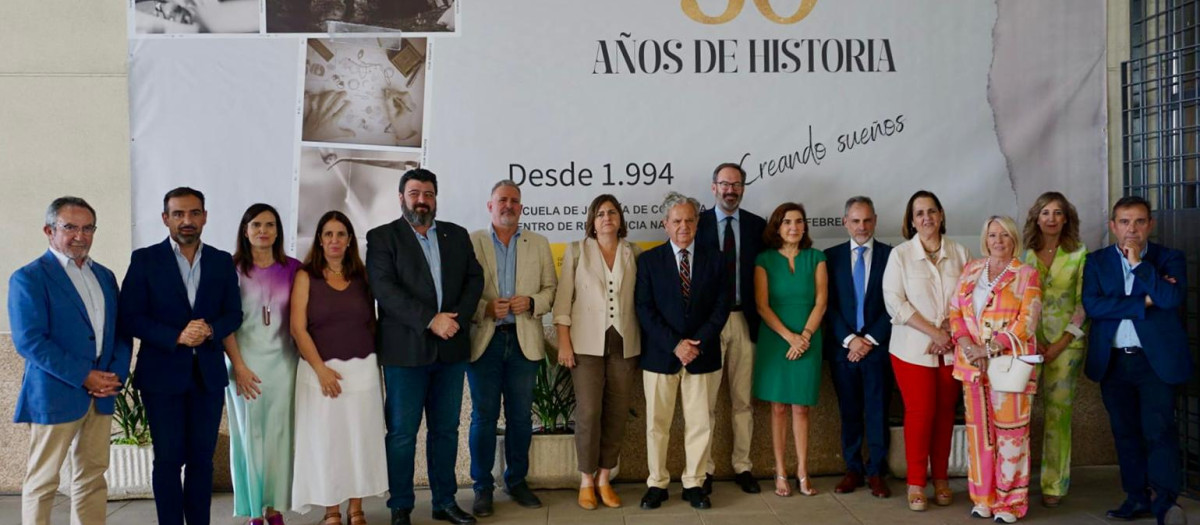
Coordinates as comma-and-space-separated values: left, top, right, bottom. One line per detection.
551, 238, 641, 358
469, 228, 558, 362
881, 237, 970, 367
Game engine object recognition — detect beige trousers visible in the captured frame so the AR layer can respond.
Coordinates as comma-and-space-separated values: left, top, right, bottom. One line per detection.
644, 368, 721, 489
23, 402, 111, 525
707, 312, 755, 474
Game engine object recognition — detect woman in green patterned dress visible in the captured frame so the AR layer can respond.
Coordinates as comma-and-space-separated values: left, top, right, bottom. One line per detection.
1021, 192, 1087, 508
752, 202, 828, 498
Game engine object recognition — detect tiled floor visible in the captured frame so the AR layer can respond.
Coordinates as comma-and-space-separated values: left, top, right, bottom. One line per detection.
2, 466, 1196, 524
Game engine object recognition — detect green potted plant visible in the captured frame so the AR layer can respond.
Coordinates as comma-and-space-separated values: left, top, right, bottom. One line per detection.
106, 374, 156, 499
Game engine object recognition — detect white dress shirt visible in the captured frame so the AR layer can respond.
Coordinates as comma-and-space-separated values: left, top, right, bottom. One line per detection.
49, 247, 105, 358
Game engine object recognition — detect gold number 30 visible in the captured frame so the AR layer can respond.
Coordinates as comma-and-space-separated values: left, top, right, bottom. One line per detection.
682, 0, 818, 24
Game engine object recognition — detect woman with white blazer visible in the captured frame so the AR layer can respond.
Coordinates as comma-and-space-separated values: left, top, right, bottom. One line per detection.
553, 194, 642, 511
882, 190, 970, 512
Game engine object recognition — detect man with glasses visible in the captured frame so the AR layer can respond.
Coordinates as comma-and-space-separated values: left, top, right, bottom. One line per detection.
696, 162, 766, 494
11, 196, 132, 525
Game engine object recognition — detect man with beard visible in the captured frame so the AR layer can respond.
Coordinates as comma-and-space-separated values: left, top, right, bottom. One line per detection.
464, 180, 557, 516
119, 187, 242, 525
366, 169, 484, 525
12, 196, 131, 525
695, 162, 765, 494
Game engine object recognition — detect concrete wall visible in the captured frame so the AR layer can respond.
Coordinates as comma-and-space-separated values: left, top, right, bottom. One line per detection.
0, 1, 131, 492
0, 1, 1127, 492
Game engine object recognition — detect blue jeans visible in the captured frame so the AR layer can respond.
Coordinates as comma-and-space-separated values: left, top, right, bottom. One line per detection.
383, 361, 467, 511
466, 329, 541, 493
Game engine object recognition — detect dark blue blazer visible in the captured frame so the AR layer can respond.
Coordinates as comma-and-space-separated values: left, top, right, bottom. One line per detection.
635, 242, 730, 375
119, 240, 243, 394
1082, 243, 1191, 385
696, 207, 766, 341
9, 251, 132, 424
823, 240, 893, 363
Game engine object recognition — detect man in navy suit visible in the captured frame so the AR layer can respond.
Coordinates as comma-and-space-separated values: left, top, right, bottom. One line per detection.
636, 192, 730, 511
1082, 196, 1189, 525
119, 187, 242, 525
11, 196, 132, 525
696, 162, 765, 494
823, 196, 893, 498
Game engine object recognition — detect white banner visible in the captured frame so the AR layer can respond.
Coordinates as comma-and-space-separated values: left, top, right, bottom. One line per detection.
129, 0, 1107, 256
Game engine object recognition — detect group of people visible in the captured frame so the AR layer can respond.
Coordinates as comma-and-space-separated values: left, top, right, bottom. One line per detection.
9, 162, 1190, 525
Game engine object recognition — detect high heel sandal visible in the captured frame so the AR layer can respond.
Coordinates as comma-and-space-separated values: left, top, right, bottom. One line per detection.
933, 480, 953, 506
321, 512, 341, 525
774, 475, 792, 497
907, 487, 928, 512
347, 510, 367, 525
796, 475, 818, 496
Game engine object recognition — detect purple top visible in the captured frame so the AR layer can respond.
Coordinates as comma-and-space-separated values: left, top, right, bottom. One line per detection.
307, 276, 376, 362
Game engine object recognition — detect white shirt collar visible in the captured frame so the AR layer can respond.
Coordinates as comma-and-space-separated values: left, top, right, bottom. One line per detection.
670, 240, 694, 256
48, 246, 91, 269
850, 237, 875, 252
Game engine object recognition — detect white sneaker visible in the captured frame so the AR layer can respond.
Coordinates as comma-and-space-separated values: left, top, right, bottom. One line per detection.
970, 505, 992, 519
993, 511, 1018, 524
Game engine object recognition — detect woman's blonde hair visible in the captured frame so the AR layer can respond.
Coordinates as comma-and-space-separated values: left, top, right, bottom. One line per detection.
980, 215, 1022, 257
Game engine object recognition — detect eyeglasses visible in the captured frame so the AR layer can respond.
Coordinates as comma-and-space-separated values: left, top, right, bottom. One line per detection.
56, 223, 97, 235
715, 181, 745, 190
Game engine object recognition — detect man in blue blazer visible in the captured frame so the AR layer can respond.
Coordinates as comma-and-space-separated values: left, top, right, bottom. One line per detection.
636, 192, 730, 511
1082, 196, 1190, 525
11, 197, 132, 525
695, 162, 766, 494
823, 196, 893, 498
119, 187, 242, 525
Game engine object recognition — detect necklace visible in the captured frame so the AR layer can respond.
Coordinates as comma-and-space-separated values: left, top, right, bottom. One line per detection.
984, 259, 1015, 289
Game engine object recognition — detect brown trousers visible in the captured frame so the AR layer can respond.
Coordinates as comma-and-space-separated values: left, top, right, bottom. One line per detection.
23, 401, 111, 525
571, 326, 638, 473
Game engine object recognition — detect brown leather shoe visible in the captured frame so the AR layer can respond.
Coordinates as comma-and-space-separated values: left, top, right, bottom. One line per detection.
834, 471, 865, 494
867, 475, 891, 498
578, 486, 598, 510
597, 484, 621, 508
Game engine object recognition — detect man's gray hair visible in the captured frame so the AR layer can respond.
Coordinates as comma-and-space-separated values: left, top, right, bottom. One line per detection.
661, 191, 700, 220
491, 179, 521, 196
45, 196, 97, 227
843, 195, 876, 216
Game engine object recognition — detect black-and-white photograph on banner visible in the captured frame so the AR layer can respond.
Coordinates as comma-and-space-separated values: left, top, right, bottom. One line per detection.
296, 146, 421, 256
267, 0, 456, 34
133, 0, 261, 34
303, 38, 427, 148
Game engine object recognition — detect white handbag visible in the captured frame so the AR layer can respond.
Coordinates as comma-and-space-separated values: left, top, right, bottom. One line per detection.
985, 330, 1035, 393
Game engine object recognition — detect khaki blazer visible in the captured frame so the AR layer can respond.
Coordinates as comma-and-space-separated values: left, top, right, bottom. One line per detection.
469, 228, 558, 361
552, 238, 641, 358
881, 237, 970, 367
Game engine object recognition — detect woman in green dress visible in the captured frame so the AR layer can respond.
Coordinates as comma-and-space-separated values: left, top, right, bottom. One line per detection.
1021, 192, 1087, 508
223, 204, 302, 525
752, 202, 828, 498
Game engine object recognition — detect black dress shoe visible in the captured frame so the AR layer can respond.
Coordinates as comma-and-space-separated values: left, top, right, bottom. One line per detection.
683, 487, 712, 509
1106, 499, 1152, 521
505, 481, 543, 508
390, 508, 412, 525
640, 487, 669, 509
703, 473, 714, 495
735, 471, 761, 494
432, 504, 477, 525
472, 489, 494, 517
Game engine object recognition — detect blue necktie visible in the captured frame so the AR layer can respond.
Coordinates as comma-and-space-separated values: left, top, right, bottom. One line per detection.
853, 245, 867, 331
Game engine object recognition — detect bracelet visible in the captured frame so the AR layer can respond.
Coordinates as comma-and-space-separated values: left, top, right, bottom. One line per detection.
801, 328, 813, 338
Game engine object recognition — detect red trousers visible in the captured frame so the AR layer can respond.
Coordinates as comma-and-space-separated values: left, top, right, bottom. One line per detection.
891, 355, 960, 486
